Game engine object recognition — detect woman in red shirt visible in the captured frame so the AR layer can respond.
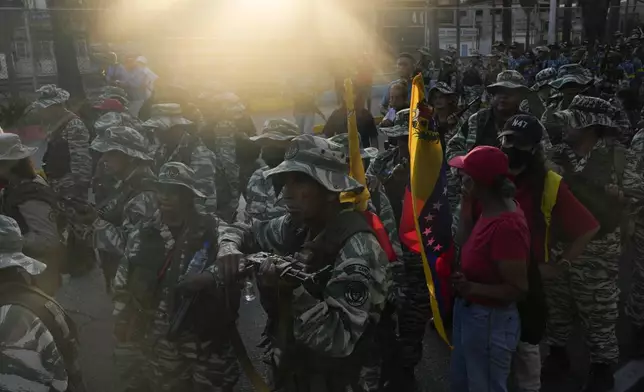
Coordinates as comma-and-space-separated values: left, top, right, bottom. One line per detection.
448, 146, 530, 392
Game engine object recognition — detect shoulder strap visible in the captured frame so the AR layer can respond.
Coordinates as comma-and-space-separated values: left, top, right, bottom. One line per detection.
0, 282, 84, 391
613, 145, 627, 188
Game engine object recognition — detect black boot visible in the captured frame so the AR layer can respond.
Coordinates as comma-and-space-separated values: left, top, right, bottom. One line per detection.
541, 346, 571, 381
582, 363, 614, 392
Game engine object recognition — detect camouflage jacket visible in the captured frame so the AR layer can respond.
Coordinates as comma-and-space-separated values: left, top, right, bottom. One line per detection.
94, 111, 143, 137
630, 128, 644, 164
244, 165, 287, 221
154, 133, 218, 214
93, 166, 158, 260
209, 121, 240, 222
218, 212, 391, 390
44, 113, 92, 198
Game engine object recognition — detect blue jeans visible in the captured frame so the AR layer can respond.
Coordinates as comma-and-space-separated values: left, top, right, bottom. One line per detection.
450, 298, 520, 392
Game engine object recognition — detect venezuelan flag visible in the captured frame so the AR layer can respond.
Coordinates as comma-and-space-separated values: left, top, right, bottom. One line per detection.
339, 78, 370, 211
399, 74, 453, 345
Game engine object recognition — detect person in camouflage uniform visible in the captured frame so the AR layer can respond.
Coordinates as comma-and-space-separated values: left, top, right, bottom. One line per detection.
29, 84, 94, 276
367, 109, 426, 390
112, 162, 240, 392
0, 215, 85, 392
625, 123, 644, 356
86, 126, 157, 292
461, 50, 485, 110
417, 46, 434, 87
143, 104, 218, 215
243, 119, 300, 222
544, 95, 644, 392
214, 135, 392, 392
195, 92, 246, 222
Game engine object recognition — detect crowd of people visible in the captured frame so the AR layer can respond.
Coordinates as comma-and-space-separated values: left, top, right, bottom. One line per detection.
1, 29, 644, 392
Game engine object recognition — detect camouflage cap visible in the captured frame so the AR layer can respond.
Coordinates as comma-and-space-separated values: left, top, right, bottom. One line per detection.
554, 95, 619, 131
440, 56, 453, 65
0, 215, 46, 275
532, 67, 557, 91
264, 135, 363, 194
250, 119, 300, 142
90, 126, 152, 161
100, 86, 128, 100
487, 70, 530, 94
549, 64, 593, 90
29, 84, 70, 110
327, 133, 379, 159
155, 161, 206, 198
428, 82, 457, 98
418, 46, 431, 56
0, 132, 38, 161
142, 103, 193, 131
94, 112, 142, 137
379, 108, 410, 138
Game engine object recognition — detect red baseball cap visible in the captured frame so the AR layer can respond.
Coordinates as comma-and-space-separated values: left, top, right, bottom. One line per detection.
448, 145, 509, 186
93, 98, 125, 112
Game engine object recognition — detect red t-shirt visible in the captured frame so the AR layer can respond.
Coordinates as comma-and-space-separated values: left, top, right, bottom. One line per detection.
461, 208, 530, 306
513, 176, 599, 263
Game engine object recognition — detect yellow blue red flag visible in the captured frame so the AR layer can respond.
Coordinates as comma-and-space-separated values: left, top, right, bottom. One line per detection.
399, 74, 453, 345
339, 78, 370, 211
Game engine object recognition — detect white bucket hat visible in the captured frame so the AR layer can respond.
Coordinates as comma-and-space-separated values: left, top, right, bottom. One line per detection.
0, 132, 38, 161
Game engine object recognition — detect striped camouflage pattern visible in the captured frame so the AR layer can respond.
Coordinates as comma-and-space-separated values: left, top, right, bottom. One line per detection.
546, 139, 644, 364
0, 215, 47, 275
113, 213, 239, 391
217, 212, 391, 391
250, 118, 300, 142
244, 165, 287, 221
94, 111, 143, 137
28, 84, 70, 110
46, 115, 92, 198
93, 166, 158, 264
142, 103, 193, 131
154, 132, 218, 214
327, 133, 379, 159
626, 129, 644, 327
264, 135, 364, 193
90, 126, 152, 161
206, 120, 240, 222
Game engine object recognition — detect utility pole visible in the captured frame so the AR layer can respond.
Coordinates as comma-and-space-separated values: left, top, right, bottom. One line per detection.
548, 0, 557, 44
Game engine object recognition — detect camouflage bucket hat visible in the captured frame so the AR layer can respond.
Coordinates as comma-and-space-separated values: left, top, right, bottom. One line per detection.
380, 108, 410, 138
90, 126, 152, 161
264, 135, 363, 194
428, 82, 457, 100
440, 56, 453, 65
29, 84, 70, 110
0, 132, 38, 161
549, 64, 593, 90
418, 46, 431, 56
155, 162, 206, 198
142, 103, 193, 131
94, 112, 142, 137
202, 92, 246, 120
250, 119, 300, 142
554, 95, 619, 131
327, 133, 379, 159
532, 67, 557, 91
487, 70, 530, 94
0, 215, 46, 275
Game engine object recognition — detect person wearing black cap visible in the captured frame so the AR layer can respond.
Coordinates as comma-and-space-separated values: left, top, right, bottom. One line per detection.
497, 115, 599, 392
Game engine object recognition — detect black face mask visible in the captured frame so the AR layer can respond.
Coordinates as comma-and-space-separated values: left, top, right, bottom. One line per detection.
262, 146, 286, 168
502, 147, 535, 170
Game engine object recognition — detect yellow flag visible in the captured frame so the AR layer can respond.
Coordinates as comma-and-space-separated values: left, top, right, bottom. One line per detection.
339, 78, 370, 211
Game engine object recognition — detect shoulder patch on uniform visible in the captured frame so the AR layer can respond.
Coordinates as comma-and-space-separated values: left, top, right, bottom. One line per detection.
344, 281, 369, 307
284, 143, 299, 160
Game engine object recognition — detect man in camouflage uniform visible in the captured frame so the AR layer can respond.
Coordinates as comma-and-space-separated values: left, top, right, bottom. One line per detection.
29, 84, 93, 275
417, 46, 434, 87
544, 96, 644, 391
243, 119, 300, 222
112, 162, 240, 392
143, 104, 218, 215
627, 114, 644, 357
0, 215, 85, 392
367, 109, 426, 390
214, 135, 392, 391
86, 126, 157, 292
196, 92, 249, 222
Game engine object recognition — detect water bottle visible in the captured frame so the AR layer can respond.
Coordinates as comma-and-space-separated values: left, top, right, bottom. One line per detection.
242, 274, 257, 302
185, 241, 210, 276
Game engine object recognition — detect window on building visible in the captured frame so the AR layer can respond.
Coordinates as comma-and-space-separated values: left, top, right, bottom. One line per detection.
76, 39, 88, 58
476, 10, 483, 16
39, 41, 53, 59
438, 10, 455, 24
460, 11, 467, 17
13, 41, 29, 59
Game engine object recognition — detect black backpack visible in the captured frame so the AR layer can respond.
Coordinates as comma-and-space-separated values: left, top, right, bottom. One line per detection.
0, 268, 85, 391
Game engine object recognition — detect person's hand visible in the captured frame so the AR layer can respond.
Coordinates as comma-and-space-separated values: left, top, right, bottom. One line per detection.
215, 254, 243, 285
177, 271, 215, 292
258, 258, 279, 287
605, 184, 624, 200
451, 272, 472, 296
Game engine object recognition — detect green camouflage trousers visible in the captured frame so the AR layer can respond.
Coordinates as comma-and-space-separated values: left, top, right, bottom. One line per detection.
626, 221, 644, 328
544, 232, 621, 364
117, 334, 239, 392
